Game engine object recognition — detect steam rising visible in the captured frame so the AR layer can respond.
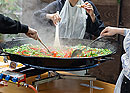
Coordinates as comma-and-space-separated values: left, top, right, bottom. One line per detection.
21, 0, 117, 53
21, 0, 55, 46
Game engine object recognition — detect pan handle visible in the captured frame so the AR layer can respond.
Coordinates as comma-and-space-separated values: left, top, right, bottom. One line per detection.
0, 54, 9, 56
0, 50, 9, 56
94, 57, 114, 62
12, 37, 31, 41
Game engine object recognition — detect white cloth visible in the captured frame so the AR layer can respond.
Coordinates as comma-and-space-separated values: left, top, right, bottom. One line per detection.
114, 29, 130, 93
59, 0, 87, 39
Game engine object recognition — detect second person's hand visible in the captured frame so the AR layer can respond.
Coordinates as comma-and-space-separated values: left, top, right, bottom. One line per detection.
46, 12, 61, 26
100, 27, 119, 37
100, 27, 125, 37
82, 2, 95, 22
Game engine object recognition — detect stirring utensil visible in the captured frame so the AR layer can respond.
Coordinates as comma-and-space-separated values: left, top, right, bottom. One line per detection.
71, 36, 103, 57
37, 37, 52, 53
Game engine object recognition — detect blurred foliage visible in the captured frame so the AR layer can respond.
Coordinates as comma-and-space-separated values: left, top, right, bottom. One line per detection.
0, 0, 22, 40
117, 0, 121, 4
0, 0, 22, 20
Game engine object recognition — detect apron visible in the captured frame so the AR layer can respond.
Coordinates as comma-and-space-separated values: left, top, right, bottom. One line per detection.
59, 0, 87, 39
114, 29, 130, 93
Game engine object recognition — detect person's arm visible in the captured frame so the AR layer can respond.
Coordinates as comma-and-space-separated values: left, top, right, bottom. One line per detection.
0, 14, 28, 34
85, 1, 105, 37
0, 14, 38, 40
34, 1, 58, 24
100, 27, 127, 37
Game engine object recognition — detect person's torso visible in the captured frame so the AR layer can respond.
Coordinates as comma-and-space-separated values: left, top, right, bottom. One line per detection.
59, 0, 87, 39
122, 30, 130, 80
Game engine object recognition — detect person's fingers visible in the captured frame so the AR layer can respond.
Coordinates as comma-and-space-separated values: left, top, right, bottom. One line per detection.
33, 32, 38, 40
55, 14, 59, 22
30, 33, 38, 40
85, 1, 89, 5
26, 33, 32, 39
84, 5, 93, 10
83, 3, 93, 14
101, 29, 114, 37
31, 34, 37, 40
27, 28, 38, 40
56, 14, 61, 21
35, 34, 38, 40
53, 20, 57, 26
100, 31, 107, 36
53, 15, 57, 20
52, 13, 61, 26
101, 33, 110, 37
100, 28, 109, 36
85, 6, 93, 10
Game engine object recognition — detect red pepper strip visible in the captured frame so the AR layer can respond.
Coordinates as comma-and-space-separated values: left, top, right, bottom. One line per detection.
51, 51, 58, 57
46, 54, 52, 56
33, 54, 44, 57
16, 51, 21, 55
68, 51, 71, 58
64, 53, 68, 58
64, 52, 71, 58
30, 47, 39, 50
57, 56, 61, 58
21, 50, 30, 56
84, 54, 88, 57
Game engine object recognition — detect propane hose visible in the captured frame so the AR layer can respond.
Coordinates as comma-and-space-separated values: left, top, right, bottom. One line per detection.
19, 82, 38, 93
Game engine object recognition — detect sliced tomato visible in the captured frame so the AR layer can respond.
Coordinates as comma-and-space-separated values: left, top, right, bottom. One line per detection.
21, 50, 30, 56
51, 51, 58, 57
30, 47, 39, 50
16, 51, 21, 55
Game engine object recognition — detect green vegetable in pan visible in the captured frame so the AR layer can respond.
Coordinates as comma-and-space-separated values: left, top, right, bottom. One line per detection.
3, 44, 112, 58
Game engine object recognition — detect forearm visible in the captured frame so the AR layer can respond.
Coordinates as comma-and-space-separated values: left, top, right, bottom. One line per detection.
88, 1, 97, 23
90, 13, 95, 23
86, 15, 105, 37
46, 14, 53, 19
34, 1, 58, 21
0, 14, 28, 34
114, 28, 126, 36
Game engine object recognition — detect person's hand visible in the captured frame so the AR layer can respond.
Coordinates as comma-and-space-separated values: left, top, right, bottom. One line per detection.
26, 27, 38, 40
100, 27, 119, 37
82, 2, 95, 22
46, 13, 61, 26
83, 2, 94, 16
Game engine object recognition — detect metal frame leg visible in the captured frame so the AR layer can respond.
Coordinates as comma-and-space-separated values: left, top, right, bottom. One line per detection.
80, 81, 104, 91
35, 84, 39, 91
33, 71, 60, 91
90, 80, 93, 93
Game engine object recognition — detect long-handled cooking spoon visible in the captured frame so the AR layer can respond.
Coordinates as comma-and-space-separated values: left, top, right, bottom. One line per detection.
37, 37, 52, 53
71, 36, 103, 57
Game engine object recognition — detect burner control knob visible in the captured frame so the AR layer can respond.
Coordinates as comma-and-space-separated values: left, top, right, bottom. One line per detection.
0, 73, 3, 79
12, 77, 18, 83
5, 75, 10, 81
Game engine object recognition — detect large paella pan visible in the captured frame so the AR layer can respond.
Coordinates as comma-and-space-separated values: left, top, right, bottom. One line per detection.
0, 37, 117, 68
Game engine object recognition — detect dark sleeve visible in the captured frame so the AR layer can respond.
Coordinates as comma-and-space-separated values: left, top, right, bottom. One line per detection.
34, 1, 58, 23
0, 14, 28, 34
84, 1, 105, 37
